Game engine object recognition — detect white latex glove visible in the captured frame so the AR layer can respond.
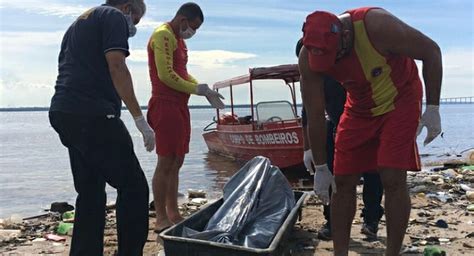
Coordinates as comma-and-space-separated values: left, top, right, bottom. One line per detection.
196, 83, 225, 109
303, 149, 315, 175
416, 105, 441, 146
313, 164, 336, 205
134, 116, 155, 152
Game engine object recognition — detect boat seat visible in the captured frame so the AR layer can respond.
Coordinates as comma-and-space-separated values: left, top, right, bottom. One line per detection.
255, 100, 297, 123
238, 115, 253, 124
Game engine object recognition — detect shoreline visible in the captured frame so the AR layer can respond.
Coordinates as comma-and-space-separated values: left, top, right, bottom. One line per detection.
1, 160, 473, 255
0, 157, 465, 220
0, 155, 470, 219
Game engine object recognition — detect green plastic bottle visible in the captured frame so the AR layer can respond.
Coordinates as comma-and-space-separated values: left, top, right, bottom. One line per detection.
57, 222, 74, 235
423, 246, 446, 256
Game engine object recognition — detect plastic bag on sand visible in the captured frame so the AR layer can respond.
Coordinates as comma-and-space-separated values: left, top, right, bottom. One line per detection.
182, 156, 295, 249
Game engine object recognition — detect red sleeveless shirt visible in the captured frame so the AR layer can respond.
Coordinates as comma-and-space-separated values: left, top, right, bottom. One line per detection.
325, 7, 422, 117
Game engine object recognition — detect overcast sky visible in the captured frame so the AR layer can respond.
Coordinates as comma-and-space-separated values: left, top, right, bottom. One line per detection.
0, 0, 472, 107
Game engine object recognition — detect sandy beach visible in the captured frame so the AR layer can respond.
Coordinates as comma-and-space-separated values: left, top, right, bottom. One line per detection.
1, 161, 473, 255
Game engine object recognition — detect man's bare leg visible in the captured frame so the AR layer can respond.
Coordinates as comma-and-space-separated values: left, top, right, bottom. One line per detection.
166, 156, 185, 223
152, 155, 176, 231
331, 174, 360, 256
379, 169, 410, 256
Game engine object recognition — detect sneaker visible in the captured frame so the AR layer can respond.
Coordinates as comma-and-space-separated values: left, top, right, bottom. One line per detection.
361, 222, 379, 239
317, 222, 332, 241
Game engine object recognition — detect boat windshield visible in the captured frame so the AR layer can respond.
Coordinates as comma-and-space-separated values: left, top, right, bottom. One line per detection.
255, 100, 297, 123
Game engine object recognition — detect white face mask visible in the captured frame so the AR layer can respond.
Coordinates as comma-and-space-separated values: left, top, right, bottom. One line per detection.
124, 12, 137, 37
180, 21, 195, 40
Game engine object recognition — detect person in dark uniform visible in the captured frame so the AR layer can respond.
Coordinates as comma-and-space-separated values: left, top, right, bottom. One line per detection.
297, 39, 384, 240
49, 1, 153, 255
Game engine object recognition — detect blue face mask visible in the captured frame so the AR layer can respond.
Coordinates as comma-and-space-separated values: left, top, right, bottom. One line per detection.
124, 12, 137, 37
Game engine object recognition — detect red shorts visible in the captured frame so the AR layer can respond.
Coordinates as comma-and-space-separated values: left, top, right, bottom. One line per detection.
333, 102, 421, 175
147, 98, 190, 156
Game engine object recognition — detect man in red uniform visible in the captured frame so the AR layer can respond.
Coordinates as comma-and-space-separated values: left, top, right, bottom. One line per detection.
299, 8, 442, 255
147, 2, 224, 233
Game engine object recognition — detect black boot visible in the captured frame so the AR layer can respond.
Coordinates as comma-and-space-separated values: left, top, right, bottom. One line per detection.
361, 221, 379, 239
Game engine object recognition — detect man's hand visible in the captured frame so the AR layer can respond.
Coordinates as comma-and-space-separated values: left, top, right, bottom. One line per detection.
106, 51, 143, 118
416, 105, 441, 146
196, 84, 225, 109
303, 149, 315, 175
134, 116, 155, 152
313, 164, 336, 205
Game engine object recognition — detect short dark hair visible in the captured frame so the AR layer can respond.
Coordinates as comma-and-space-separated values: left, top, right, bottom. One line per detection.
177, 2, 204, 22
295, 38, 303, 57
106, 0, 128, 5
106, 0, 146, 16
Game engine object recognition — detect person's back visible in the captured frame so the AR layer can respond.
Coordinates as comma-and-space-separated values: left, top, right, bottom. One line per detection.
51, 5, 129, 117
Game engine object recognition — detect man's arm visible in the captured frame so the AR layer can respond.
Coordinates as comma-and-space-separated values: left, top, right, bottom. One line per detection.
301, 107, 310, 151
106, 50, 155, 151
187, 74, 199, 84
151, 29, 197, 94
105, 50, 143, 118
300, 48, 336, 203
151, 29, 224, 109
301, 106, 315, 174
366, 9, 442, 105
302, 126, 310, 150
299, 46, 327, 165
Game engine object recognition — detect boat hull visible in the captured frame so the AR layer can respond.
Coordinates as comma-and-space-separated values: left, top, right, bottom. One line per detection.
203, 123, 304, 169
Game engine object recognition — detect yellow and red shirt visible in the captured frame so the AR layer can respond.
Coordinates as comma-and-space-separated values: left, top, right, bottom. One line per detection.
147, 23, 198, 105
325, 7, 423, 117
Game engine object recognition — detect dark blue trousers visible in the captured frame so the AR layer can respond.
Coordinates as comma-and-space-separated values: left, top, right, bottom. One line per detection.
49, 111, 149, 256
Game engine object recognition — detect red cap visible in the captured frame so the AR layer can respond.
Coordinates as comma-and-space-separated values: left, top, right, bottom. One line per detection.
302, 11, 341, 72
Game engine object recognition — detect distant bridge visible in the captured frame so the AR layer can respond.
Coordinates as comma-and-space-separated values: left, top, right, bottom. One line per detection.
423, 96, 474, 104
439, 96, 473, 104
